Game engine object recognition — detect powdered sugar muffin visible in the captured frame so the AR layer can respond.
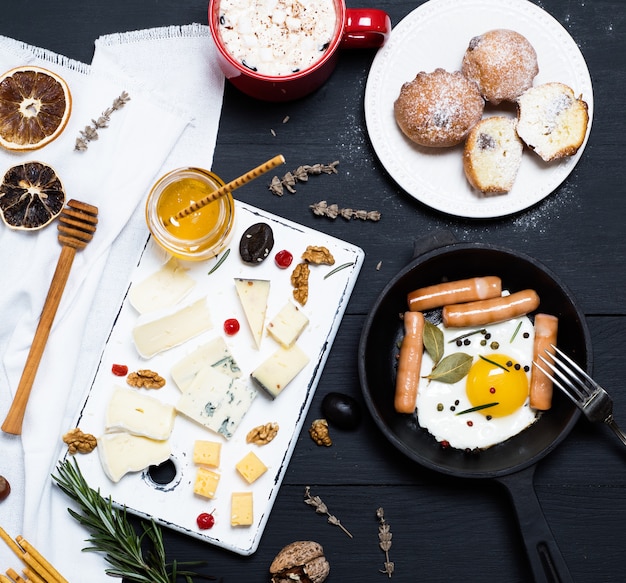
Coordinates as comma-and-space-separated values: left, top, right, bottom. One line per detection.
394, 68, 485, 148
462, 29, 538, 104
463, 116, 523, 194
516, 82, 589, 162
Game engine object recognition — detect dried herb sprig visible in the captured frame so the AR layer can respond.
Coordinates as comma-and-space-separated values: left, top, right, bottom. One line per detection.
269, 161, 339, 195
52, 458, 217, 582
310, 200, 381, 222
304, 486, 352, 538
75, 91, 131, 151
376, 507, 394, 578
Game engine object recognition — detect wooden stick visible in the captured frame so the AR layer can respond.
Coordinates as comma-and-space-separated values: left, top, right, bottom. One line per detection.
21, 569, 44, 583
0, 527, 22, 560
5, 569, 25, 583
1, 200, 98, 435
0, 574, 13, 583
15, 539, 68, 583
169, 154, 285, 224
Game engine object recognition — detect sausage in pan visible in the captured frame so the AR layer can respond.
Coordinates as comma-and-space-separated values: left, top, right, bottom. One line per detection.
394, 311, 425, 414
407, 276, 502, 312
529, 313, 559, 410
442, 289, 540, 328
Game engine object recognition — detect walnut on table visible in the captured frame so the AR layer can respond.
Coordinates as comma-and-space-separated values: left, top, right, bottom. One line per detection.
63, 428, 97, 454
309, 419, 332, 447
127, 369, 166, 389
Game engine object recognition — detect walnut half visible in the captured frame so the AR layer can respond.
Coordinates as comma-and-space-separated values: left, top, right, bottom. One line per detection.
127, 369, 166, 389
246, 422, 279, 445
63, 428, 97, 454
270, 541, 330, 583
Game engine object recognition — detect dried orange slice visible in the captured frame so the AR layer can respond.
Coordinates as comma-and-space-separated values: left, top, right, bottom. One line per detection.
0, 66, 71, 151
0, 161, 66, 230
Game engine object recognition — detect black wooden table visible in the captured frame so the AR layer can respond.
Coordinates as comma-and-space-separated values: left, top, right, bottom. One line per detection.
2, 1, 625, 581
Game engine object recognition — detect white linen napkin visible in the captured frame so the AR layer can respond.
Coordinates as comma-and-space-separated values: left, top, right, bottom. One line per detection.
0, 26, 225, 580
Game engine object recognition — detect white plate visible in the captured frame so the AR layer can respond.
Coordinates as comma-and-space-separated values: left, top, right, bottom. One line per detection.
62, 201, 364, 556
364, 0, 594, 218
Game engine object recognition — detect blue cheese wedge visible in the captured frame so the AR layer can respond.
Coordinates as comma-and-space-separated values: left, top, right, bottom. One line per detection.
250, 344, 310, 399
266, 301, 309, 348
105, 387, 176, 440
97, 432, 171, 483
132, 297, 212, 358
128, 257, 196, 314
176, 365, 257, 439
170, 336, 241, 392
234, 278, 270, 349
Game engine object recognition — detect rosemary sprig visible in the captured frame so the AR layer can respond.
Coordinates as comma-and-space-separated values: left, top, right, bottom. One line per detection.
52, 458, 215, 583
304, 486, 352, 538
376, 507, 394, 578
455, 402, 499, 415
478, 354, 510, 372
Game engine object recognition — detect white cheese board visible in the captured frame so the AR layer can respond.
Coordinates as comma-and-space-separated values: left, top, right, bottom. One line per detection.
61, 200, 364, 555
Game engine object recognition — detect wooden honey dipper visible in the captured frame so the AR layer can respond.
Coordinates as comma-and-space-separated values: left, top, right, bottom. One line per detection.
2, 199, 98, 435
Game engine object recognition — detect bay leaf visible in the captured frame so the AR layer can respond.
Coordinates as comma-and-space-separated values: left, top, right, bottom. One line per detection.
423, 320, 444, 365
426, 353, 473, 384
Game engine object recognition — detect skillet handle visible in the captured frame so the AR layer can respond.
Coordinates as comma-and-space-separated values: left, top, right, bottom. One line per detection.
496, 465, 573, 583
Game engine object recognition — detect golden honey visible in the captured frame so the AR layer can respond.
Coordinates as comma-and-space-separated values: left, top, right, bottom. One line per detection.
145, 167, 235, 261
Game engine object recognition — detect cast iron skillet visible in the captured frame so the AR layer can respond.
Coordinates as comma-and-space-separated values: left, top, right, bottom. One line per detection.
358, 235, 592, 583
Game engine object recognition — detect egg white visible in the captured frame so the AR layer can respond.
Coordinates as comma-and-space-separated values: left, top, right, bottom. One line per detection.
415, 315, 539, 450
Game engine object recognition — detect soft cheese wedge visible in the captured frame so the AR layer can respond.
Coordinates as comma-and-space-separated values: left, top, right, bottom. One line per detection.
132, 297, 212, 358
129, 257, 196, 314
176, 365, 257, 439
97, 433, 171, 483
170, 336, 241, 392
105, 387, 176, 440
250, 344, 310, 399
266, 301, 309, 348
234, 278, 270, 349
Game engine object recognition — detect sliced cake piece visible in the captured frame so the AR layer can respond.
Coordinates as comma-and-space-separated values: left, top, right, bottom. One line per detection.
463, 116, 523, 195
516, 82, 589, 162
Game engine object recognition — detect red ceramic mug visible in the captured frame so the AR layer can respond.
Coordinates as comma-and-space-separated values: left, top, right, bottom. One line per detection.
208, 0, 391, 102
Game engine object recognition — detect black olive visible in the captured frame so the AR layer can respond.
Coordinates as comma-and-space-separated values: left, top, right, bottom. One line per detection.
239, 222, 274, 264
321, 392, 362, 430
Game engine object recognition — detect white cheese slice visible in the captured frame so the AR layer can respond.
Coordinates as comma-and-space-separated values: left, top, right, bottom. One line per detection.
105, 387, 176, 440
132, 297, 212, 358
176, 365, 257, 439
250, 344, 310, 399
128, 257, 196, 314
97, 432, 171, 483
234, 278, 270, 349
170, 336, 241, 392
266, 301, 309, 348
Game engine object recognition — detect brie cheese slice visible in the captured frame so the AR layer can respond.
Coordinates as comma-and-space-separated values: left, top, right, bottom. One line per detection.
234, 278, 270, 349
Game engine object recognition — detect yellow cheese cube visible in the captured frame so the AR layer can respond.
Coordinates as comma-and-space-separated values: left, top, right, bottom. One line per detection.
193, 440, 222, 468
235, 451, 268, 484
193, 467, 220, 499
231, 492, 253, 526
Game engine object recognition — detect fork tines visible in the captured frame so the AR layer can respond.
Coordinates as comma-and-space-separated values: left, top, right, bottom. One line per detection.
535, 345, 593, 405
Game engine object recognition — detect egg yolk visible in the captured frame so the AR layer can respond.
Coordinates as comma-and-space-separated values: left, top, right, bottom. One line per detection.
465, 354, 529, 418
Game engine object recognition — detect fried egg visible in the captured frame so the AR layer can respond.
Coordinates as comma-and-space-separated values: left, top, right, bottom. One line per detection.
415, 315, 539, 450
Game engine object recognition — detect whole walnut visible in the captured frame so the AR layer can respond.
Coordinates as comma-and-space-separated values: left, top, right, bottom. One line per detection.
309, 419, 332, 447
269, 540, 330, 583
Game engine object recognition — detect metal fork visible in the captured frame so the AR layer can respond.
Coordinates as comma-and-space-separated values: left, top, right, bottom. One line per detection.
535, 345, 626, 448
